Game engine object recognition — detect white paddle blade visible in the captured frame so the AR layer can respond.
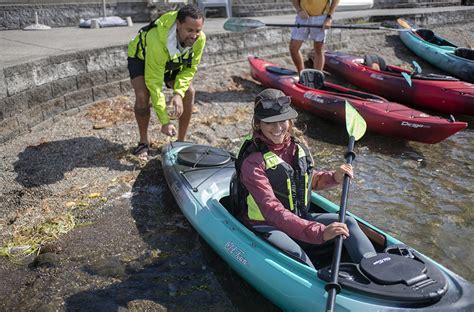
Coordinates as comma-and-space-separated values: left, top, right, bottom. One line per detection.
345, 101, 367, 141
223, 18, 266, 32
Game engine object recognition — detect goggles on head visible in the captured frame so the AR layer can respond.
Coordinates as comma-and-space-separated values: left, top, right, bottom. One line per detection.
256, 95, 292, 111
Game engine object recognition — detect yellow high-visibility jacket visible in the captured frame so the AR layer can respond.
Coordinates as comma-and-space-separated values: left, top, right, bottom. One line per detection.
127, 11, 206, 125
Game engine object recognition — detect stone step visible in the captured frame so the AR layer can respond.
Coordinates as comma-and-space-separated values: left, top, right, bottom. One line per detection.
377, 0, 461, 8
233, 2, 294, 11
234, 8, 296, 17
232, 2, 296, 17
232, 0, 462, 17
231, 0, 291, 4
231, 0, 461, 17
393, 2, 460, 8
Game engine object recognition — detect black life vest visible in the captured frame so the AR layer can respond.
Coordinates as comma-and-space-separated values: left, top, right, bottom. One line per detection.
234, 135, 313, 221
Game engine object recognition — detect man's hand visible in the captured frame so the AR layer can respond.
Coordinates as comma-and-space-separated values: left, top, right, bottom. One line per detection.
169, 94, 183, 119
323, 16, 333, 30
161, 123, 177, 137
298, 9, 309, 19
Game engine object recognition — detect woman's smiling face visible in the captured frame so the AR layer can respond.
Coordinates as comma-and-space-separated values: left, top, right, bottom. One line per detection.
259, 120, 290, 144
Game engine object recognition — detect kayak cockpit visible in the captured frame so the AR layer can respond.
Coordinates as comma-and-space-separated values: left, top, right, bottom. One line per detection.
416, 29, 457, 48
221, 191, 450, 307
318, 245, 449, 306
362, 55, 461, 81
455, 47, 474, 61
265, 65, 387, 102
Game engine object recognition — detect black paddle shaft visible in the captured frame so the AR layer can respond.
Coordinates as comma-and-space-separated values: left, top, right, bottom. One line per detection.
265, 23, 388, 30
325, 136, 356, 312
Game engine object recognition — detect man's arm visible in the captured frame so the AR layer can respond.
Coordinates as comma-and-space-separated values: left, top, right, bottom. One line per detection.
173, 33, 206, 97
292, 0, 302, 11
327, 0, 340, 18
323, 0, 340, 28
144, 33, 170, 126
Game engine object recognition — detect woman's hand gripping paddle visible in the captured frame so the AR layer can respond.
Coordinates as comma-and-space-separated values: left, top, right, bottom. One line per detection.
325, 101, 367, 312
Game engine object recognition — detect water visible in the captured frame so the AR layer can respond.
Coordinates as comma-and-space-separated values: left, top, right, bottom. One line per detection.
300, 113, 474, 283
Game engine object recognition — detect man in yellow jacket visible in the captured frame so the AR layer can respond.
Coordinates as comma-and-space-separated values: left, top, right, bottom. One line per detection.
290, 0, 339, 73
127, 5, 206, 155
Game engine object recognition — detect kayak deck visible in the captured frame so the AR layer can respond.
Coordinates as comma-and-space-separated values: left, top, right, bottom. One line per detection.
324, 51, 474, 115
248, 55, 467, 144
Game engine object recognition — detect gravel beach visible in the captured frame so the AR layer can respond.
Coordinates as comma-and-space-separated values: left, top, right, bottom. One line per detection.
1, 21, 473, 311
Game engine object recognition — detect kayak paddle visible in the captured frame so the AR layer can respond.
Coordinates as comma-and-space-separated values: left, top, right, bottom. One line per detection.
223, 17, 408, 32
397, 18, 417, 31
401, 60, 423, 87
325, 101, 367, 312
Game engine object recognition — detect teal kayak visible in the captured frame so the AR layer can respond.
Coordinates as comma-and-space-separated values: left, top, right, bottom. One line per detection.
162, 142, 474, 311
399, 28, 474, 83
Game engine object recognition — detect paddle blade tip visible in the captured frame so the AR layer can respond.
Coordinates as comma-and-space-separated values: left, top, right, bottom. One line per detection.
345, 101, 367, 141
397, 18, 412, 30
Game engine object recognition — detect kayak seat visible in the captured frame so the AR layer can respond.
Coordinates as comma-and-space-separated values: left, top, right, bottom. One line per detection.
364, 54, 387, 71
299, 69, 325, 89
455, 47, 474, 61
416, 29, 435, 43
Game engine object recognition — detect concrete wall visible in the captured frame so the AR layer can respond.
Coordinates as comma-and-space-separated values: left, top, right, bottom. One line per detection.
1, 9, 473, 143
0, 0, 145, 4
1, 0, 469, 30
374, 0, 462, 9
0, 47, 130, 142
0, 1, 175, 30
0, 3, 152, 30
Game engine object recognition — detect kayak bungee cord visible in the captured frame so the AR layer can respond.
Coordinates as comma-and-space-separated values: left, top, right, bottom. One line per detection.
179, 151, 236, 192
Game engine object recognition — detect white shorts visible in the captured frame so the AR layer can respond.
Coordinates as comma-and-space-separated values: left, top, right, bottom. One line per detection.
291, 15, 328, 43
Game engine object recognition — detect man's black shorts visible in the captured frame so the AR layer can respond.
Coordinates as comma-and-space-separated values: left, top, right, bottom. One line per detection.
127, 57, 179, 88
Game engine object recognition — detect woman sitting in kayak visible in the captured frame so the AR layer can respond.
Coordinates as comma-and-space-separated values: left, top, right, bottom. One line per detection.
235, 88, 376, 268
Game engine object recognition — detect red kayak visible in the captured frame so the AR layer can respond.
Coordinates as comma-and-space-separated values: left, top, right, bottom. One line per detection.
248, 55, 467, 144
324, 51, 474, 116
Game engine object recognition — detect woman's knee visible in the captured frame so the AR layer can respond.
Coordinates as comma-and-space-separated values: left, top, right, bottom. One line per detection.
345, 216, 359, 229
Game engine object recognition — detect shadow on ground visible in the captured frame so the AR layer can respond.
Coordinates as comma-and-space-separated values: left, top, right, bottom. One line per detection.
63, 157, 277, 311
13, 136, 133, 187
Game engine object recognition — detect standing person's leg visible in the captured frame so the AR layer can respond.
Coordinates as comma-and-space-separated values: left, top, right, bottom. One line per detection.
290, 15, 310, 73
312, 41, 325, 71
128, 56, 151, 155
289, 39, 305, 73
178, 84, 195, 141
308, 15, 329, 71
308, 213, 376, 262
132, 76, 151, 148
